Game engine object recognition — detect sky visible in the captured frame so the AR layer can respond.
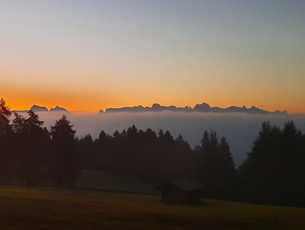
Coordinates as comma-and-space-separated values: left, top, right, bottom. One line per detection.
0, 0, 304, 112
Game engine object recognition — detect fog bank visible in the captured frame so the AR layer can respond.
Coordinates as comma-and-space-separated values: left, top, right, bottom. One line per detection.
32, 112, 305, 164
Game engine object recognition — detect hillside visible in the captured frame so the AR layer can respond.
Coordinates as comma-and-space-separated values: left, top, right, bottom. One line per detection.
1, 187, 305, 230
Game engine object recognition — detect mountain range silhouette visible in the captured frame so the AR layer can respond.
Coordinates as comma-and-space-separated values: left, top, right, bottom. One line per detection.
103, 102, 287, 115
12, 103, 287, 115
14, 105, 68, 113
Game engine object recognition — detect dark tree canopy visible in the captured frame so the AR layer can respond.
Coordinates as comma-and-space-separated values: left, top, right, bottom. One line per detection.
10, 110, 50, 185
0, 99, 12, 183
50, 115, 79, 187
0, 98, 11, 119
239, 121, 305, 206
0, 99, 11, 136
197, 131, 236, 198
51, 115, 76, 145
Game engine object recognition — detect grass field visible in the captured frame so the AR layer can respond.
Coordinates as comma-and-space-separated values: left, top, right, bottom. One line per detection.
1, 187, 305, 229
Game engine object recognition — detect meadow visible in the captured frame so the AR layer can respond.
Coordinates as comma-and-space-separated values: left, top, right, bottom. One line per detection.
1, 187, 305, 230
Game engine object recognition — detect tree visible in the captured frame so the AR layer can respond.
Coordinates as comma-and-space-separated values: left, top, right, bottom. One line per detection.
239, 121, 305, 206
197, 131, 236, 198
50, 115, 79, 187
0, 98, 11, 138
11, 110, 50, 185
0, 99, 12, 183
76, 134, 95, 170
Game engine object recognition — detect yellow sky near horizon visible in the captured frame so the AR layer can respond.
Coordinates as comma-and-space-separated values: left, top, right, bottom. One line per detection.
1, 84, 303, 113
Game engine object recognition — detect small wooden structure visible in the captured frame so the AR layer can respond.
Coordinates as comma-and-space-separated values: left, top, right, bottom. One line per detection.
157, 183, 202, 205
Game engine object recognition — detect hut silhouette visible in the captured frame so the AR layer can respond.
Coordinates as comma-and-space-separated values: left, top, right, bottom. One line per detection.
157, 182, 202, 205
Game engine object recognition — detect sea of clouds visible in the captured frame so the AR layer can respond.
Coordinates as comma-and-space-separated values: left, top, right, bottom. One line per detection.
30, 112, 305, 165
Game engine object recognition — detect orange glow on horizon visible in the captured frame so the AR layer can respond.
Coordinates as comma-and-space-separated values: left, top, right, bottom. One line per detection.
1, 80, 303, 114
2, 89, 304, 114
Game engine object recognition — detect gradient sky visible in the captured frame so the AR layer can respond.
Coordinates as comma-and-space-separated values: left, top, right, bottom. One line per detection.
1, 0, 304, 112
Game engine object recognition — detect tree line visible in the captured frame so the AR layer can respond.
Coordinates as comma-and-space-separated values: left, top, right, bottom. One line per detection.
1, 99, 305, 206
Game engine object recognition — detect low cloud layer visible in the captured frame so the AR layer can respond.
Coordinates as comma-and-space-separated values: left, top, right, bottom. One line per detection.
30, 112, 305, 165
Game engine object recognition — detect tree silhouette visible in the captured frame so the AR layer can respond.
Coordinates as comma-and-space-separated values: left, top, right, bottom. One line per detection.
10, 110, 50, 185
50, 115, 79, 187
197, 131, 236, 198
0, 99, 11, 144
239, 121, 305, 206
0, 99, 12, 183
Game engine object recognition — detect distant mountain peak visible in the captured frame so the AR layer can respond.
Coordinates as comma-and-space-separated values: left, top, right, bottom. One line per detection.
103, 102, 287, 115
25, 105, 69, 113
30, 105, 48, 112
50, 106, 68, 112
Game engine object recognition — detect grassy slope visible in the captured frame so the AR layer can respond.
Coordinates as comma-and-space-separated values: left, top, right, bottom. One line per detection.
0, 187, 305, 230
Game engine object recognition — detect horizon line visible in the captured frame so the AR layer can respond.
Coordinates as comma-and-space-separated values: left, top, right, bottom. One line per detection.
4, 101, 293, 115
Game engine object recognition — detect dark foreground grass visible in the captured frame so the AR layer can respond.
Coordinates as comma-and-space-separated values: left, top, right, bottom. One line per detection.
0, 187, 305, 230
